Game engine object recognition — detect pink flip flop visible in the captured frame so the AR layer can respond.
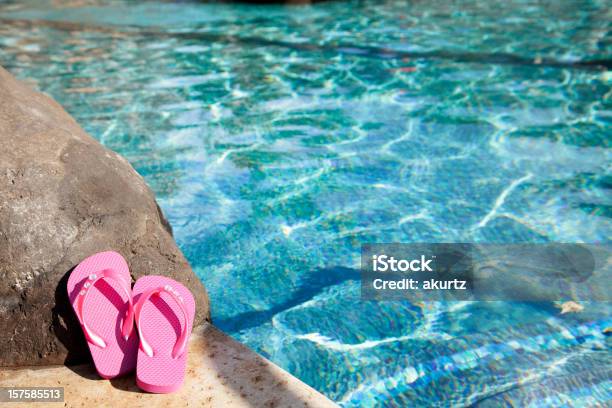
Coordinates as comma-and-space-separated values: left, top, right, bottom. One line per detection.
67, 251, 138, 379
133, 275, 195, 393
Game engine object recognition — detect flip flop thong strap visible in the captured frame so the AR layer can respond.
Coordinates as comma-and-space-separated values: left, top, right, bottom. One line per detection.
134, 284, 190, 359
74, 268, 134, 348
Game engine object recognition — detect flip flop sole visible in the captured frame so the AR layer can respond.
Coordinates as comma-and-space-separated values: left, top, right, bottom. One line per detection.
133, 275, 195, 393
67, 251, 138, 379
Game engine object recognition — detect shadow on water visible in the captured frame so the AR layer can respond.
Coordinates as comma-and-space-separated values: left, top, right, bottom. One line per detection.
215, 265, 360, 333
0, 17, 609, 71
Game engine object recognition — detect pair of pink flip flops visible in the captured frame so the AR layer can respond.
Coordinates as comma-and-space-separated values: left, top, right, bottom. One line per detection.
67, 251, 195, 393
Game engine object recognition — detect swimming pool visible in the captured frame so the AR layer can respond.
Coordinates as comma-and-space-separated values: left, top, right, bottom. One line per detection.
1, 0, 610, 405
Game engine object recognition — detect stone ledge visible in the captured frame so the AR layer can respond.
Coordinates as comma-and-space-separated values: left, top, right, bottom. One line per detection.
0, 324, 337, 407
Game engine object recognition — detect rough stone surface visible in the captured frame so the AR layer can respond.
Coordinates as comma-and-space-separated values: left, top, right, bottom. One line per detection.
0, 325, 337, 407
0, 66, 210, 367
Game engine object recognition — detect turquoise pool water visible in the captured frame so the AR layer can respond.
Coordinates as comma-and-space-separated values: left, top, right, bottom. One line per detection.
1, 0, 610, 405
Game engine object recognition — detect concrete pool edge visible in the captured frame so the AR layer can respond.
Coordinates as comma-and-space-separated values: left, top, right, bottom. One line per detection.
0, 324, 338, 407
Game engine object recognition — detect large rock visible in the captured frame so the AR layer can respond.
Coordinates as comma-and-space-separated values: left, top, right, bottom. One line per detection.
0, 66, 210, 366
